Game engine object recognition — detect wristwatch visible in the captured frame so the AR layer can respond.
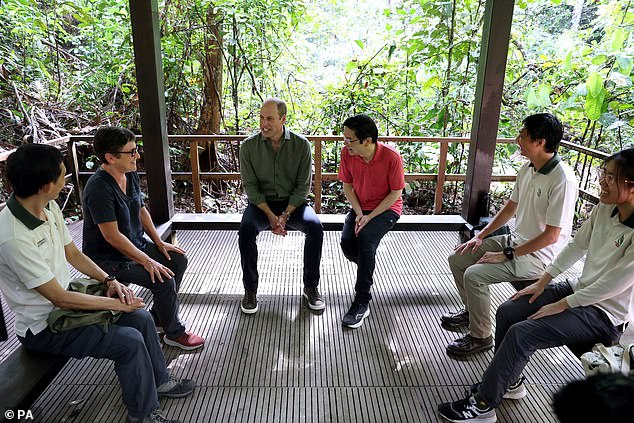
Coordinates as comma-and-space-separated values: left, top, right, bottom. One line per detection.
281, 210, 291, 219
103, 275, 117, 285
503, 246, 515, 260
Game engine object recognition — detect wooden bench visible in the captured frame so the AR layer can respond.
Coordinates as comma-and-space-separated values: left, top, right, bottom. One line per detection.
169, 213, 467, 232
0, 297, 70, 419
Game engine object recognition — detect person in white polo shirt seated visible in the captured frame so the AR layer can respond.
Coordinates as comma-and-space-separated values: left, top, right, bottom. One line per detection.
438, 147, 634, 422
441, 113, 578, 357
0, 144, 193, 423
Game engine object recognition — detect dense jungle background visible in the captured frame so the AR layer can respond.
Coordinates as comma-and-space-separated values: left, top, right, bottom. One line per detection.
0, 0, 632, 220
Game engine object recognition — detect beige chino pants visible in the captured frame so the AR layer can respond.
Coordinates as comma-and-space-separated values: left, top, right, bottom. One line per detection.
447, 234, 546, 338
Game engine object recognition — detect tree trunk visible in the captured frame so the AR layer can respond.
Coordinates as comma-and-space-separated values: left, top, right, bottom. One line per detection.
196, 6, 223, 171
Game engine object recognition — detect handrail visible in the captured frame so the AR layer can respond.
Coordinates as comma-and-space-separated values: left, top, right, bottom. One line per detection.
1, 135, 605, 214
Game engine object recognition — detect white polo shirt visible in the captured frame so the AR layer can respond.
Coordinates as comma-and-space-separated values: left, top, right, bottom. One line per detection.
510, 154, 578, 265
0, 196, 72, 337
546, 203, 634, 326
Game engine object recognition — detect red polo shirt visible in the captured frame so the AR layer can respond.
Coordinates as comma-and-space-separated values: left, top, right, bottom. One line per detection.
338, 142, 405, 215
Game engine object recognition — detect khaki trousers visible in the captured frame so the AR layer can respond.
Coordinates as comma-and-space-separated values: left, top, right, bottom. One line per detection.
447, 234, 546, 338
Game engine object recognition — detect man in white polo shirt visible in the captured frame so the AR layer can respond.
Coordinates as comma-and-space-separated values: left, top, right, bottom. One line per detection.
0, 144, 193, 423
441, 113, 578, 357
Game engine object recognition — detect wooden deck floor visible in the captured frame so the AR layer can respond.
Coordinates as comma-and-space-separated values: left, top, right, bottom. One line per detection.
1, 228, 586, 423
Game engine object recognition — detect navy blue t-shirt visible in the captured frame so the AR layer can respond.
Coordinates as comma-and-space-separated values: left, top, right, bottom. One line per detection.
82, 167, 147, 262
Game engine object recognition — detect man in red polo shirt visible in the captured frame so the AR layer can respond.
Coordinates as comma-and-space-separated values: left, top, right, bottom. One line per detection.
338, 114, 405, 328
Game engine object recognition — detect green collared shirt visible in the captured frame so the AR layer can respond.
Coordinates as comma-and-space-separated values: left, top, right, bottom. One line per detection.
239, 127, 312, 207
529, 153, 561, 175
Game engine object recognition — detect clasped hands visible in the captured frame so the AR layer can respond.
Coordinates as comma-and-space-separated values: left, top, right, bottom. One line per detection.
269, 212, 289, 236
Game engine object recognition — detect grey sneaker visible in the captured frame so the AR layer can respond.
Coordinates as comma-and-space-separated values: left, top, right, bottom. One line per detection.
126, 409, 182, 423
157, 375, 196, 398
446, 334, 493, 357
241, 291, 258, 314
303, 286, 325, 310
342, 302, 370, 329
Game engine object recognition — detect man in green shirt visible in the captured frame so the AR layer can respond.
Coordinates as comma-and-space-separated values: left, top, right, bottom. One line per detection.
239, 98, 325, 314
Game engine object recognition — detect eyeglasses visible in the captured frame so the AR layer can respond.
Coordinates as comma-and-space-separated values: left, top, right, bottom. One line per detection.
108, 146, 141, 156
343, 137, 362, 144
599, 169, 633, 185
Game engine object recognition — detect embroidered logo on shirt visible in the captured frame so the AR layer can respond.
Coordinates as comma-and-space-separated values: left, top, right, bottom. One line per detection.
36, 238, 47, 247
615, 235, 624, 248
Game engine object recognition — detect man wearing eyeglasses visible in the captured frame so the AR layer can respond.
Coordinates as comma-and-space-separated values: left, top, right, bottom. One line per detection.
238, 98, 325, 314
441, 113, 578, 358
81, 126, 204, 351
338, 114, 405, 328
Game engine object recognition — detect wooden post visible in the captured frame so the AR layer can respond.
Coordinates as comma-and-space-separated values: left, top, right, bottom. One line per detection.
462, 0, 515, 225
190, 141, 202, 213
434, 141, 449, 214
128, 0, 173, 224
314, 139, 322, 213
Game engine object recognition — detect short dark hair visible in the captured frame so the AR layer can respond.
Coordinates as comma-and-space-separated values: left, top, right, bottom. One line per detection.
263, 98, 287, 119
343, 114, 379, 144
93, 126, 136, 162
6, 143, 64, 198
604, 147, 634, 187
553, 373, 634, 423
521, 113, 563, 153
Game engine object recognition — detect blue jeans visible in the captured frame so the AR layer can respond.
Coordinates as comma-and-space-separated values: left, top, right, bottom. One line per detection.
340, 209, 399, 304
97, 242, 187, 340
478, 281, 623, 407
238, 201, 324, 292
19, 310, 168, 418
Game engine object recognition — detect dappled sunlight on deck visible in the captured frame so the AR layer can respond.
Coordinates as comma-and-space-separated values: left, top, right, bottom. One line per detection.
1, 229, 586, 422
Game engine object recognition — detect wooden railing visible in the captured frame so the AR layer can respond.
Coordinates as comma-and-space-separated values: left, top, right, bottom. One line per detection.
1, 135, 608, 214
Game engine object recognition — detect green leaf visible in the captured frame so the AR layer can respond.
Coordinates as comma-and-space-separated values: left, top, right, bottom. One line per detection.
586, 72, 603, 98
563, 51, 573, 71
537, 84, 551, 107
591, 55, 607, 65
617, 56, 633, 76
611, 28, 628, 52
525, 86, 539, 108
585, 90, 605, 121
354, 40, 364, 50
345, 61, 358, 72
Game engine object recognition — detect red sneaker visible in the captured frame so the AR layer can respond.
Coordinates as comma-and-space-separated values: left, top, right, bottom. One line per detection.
164, 332, 205, 351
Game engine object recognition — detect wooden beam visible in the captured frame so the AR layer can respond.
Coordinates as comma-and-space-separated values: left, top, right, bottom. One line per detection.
128, 0, 173, 224
462, 0, 515, 225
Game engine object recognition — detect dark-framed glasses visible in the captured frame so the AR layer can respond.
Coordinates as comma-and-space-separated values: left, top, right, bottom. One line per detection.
109, 146, 141, 156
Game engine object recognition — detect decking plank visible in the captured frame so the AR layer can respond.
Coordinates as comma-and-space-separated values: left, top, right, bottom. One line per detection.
1, 228, 588, 422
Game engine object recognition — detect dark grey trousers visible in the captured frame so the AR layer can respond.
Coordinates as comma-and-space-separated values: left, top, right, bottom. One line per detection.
19, 310, 168, 418
479, 280, 623, 407
340, 209, 399, 304
97, 242, 188, 340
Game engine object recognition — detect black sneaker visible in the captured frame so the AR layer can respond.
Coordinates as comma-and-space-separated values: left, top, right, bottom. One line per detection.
446, 334, 493, 357
303, 286, 325, 310
342, 302, 370, 328
440, 308, 470, 330
241, 291, 258, 314
438, 393, 496, 422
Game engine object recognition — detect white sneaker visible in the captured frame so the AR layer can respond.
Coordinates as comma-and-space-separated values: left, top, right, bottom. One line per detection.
502, 376, 527, 400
